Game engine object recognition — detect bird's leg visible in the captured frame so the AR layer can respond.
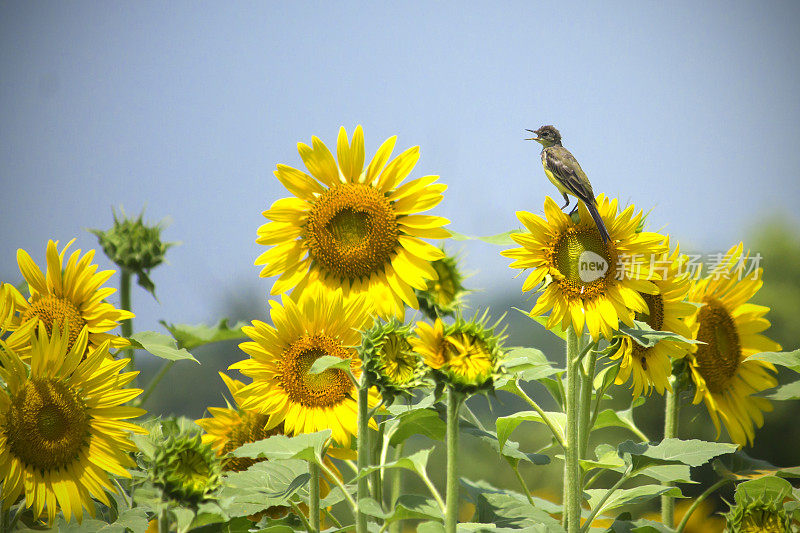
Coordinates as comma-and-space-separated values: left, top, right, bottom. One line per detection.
561, 193, 570, 210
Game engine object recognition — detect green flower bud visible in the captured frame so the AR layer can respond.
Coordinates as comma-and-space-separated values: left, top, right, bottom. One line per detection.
359, 320, 426, 402
415, 252, 468, 320
151, 432, 222, 506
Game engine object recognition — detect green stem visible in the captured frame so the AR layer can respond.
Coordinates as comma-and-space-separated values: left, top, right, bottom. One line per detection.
676, 478, 728, 532
511, 463, 535, 506
372, 423, 384, 507
564, 326, 581, 533
445, 387, 462, 533
517, 387, 566, 449
388, 443, 404, 533
317, 460, 357, 513
661, 377, 679, 528
309, 462, 320, 533
290, 500, 313, 533
138, 360, 175, 406
158, 507, 169, 533
580, 468, 633, 533
578, 347, 597, 460
120, 269, 134, 366
0, 505, 9, 533
356, 375, 370, 533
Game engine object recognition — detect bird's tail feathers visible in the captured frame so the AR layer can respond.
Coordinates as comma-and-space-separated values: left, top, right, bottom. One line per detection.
584, 200, 612, 243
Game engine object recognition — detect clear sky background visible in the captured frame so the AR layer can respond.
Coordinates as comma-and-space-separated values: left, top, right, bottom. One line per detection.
2, 1, 799, 334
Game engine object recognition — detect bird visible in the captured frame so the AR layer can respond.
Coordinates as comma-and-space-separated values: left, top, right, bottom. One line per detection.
526, 125, 611, 243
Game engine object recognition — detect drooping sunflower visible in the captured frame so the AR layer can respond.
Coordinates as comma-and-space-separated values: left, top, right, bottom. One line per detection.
230, 286, 379, 446
610, 244, 698, 397
1, 239, 133, 356
196, 372, 284, 472
502, 195, 668, 341
410, 312, 505, 392
0, 326, 146, 524
416, 251, 469, 320
686, 243, 780, 447
255, 126, 451, 318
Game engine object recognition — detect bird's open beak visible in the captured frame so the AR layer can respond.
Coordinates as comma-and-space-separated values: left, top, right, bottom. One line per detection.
524, 128, 542, 142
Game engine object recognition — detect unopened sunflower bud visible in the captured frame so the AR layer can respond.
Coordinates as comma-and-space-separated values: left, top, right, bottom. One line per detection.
416, 253, 468, 320
151, 432, 222, 506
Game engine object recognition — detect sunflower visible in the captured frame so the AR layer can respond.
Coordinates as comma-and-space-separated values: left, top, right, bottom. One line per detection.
686, 243, 780, 447
416, 252, 468, 320
255, 126, 451, 318
610, 244, 698, 397
410, 313, 505, 392
1, 239, 133, 357
359, 320, 426, 400
502, 195, 668, 341
230, 286, 379, 446
0, 325, 145, 524
196, 372, 284, 473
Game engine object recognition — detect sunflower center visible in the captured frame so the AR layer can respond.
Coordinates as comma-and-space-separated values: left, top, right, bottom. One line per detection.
694, 299, 741, 393
22, 295, 86, 350
551, 227, 614, 300
444, 333, 493, 385
379, 333, 418, 386
429, 260, 458, 306
222, 414, 282, 472
4, 378, 90, 471
305, 183, 399, 281
280, 334, 355, 407
740, 508, 786, 532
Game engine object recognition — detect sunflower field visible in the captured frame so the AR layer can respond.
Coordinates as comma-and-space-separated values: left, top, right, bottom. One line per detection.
1, 125, 799, 533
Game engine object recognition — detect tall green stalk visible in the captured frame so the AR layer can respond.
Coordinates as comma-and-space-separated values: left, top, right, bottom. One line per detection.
578, 343, 596, 460
661, 376, 679, 527
158, 507, 169, 533
356, 375, 370, 533
445, 387, 462, 533
388, 443, 404, 533
309, 462, 320, 533
564, 327, 581, 533
120, 269, 134, 369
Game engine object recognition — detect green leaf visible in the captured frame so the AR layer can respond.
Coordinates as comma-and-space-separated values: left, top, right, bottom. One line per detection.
618, 320, 701, 348
387, 408, 446, 446
462, 426, 550, 466
307, 355, 353, 375
496, 410, 566, 449
449, 229, 517, 246
459, 479, 564, 531
749, 349, 800, 372
713, 450, 800, 480
232, 430, 331, 463
496, 347, 562, 389
354, 448, 434, 480
161, 319, 248, 350
359, 494, 443, 522
734, 476, 794, 506
128, 331, 199, 363
617, 438, 737, 469
585, 485, 683, 516
512, 307, 568, 340
763, 379, 800, 400
604, 517, 673, 533
217, 459, 310, 517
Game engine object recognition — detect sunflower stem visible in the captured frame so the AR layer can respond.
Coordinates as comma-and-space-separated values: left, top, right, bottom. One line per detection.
564, 326, 581, 533
309, 462, 321, 533
138, 360, 175, 407
372, 423, 384, 508
661, 376, 679, 527
675, 478, 729, 532
445, 386, 463, 533
120, 268, 134, 368
578, 343, 597, 461
356, 374, 370, 533
511, 463, 535, 506
158, 507, 169, 533
388, 443, 404, 533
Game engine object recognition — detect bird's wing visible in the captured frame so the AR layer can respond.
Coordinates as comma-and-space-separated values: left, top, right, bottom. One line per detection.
544, 147, 596, 204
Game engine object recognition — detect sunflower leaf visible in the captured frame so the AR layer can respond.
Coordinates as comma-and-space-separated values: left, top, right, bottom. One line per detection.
359, 494, 443, 522
159, 319, 248, 350
231, 430, 331, 463
128, 331, 199, 363
217, 459, 310, 517
512, 307, 568, 340
619, 320, 701, 348
459, 479, 565, 531
749, 349, 800, 373
496, 410, 566, 450
761, 379, 800, 400
352, 448, 434, 481
585, 485, 684, 516
617, 438, 737, 471
449, 229, 517, 246
307, 355, 354, 377
387, 408, 446, 446
462, 425, 550, 466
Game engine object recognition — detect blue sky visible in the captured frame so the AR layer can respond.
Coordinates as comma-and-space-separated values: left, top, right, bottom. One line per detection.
2, 1, 799, 333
